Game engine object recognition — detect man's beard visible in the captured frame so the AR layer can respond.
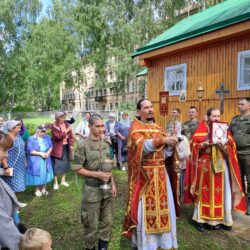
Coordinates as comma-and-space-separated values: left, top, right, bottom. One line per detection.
146, 117, 154, 121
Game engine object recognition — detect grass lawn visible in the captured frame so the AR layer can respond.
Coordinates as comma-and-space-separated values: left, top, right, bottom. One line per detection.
19, 170, 250, 250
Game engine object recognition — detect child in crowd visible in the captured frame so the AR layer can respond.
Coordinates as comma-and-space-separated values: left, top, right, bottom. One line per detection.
19, 228, 52, 250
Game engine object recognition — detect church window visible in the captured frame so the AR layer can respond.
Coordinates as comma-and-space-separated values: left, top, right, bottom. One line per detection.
237, 50, 250, 90
164, 63, 187, 96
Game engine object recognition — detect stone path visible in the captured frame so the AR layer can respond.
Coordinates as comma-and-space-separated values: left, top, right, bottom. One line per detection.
229, 211, 250, 242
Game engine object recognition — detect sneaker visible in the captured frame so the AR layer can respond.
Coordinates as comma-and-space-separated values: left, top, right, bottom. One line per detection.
61, 182, 69, 187
41, 189, 49, 195
19, 202, 28, 208
35, 190, 42, 197
53, 183, 59, 190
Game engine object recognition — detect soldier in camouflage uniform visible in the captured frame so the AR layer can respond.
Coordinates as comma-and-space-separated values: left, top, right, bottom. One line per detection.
229, 97, 250, 215
72, 114, 117, 250
182, 106, 199, 141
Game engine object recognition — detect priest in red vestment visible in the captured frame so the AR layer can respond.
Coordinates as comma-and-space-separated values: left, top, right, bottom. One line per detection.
122, 99, 178, 250
184, 107, 246, 232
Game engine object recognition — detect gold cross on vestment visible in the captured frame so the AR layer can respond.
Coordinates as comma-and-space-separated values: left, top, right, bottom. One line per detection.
215, 187, 222, 193
202, 185, 209, 192
147, 198, 155, 210
161, 198, 168, 208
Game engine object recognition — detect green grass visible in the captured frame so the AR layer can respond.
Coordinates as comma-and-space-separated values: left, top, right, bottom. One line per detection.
19, 170, 250, 250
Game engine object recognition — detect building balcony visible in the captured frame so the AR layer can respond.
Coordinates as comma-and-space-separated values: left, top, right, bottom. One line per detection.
95, 96, 107, 102
69, 99, 75, 104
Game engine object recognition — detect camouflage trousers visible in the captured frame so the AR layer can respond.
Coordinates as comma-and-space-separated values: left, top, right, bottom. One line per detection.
238, 154, 250, 196
81, 197, 113, 249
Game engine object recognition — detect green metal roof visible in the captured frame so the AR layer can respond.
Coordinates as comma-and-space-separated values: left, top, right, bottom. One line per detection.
132, 0, 250, 57
136, 68, 147, 77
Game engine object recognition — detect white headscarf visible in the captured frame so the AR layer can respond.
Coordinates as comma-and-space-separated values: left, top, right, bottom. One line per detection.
1, 120, 21, 133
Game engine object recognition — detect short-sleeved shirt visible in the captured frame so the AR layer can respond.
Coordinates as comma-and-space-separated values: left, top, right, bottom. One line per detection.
72, 137, 112, 202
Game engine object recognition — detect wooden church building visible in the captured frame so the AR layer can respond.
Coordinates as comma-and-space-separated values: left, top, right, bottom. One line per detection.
133, 0, 250, 126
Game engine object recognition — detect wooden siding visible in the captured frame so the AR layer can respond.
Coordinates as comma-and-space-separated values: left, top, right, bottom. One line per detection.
146, 34, 250, 127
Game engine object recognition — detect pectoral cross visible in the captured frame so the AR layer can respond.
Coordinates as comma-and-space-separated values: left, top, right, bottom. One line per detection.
216, 83, 230, 114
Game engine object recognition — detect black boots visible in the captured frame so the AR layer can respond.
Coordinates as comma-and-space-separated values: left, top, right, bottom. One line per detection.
85, 239, 108, 250
246, 197, 250, 215
98, 239, 108, 250
196, 222, 205, 232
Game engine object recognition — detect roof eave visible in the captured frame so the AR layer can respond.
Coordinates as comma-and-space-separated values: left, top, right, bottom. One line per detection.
132, 13, 250, 58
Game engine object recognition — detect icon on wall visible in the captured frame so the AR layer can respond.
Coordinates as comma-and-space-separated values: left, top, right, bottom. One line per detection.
179, 90, 187, 102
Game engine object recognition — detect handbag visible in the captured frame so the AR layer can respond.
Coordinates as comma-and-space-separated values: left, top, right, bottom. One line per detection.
121, 144, 128, 154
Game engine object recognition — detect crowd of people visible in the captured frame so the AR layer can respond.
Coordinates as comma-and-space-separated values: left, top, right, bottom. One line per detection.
0, 96, 249, 250
0, 111, 131, 250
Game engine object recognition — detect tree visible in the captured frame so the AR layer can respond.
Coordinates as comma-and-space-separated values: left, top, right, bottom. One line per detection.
0, 0, 41, 112
21, 17, 79, 110
0, 0, 226, 111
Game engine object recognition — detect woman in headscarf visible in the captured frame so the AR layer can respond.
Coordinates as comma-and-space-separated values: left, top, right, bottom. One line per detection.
26, 125, 54, 197
15, 118, 30, 147
0, 120, 27, 206
117, 112, 131, 171
51, 112, 74, 190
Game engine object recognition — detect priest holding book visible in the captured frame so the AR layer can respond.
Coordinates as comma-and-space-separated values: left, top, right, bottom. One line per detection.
184, 107, 246, 232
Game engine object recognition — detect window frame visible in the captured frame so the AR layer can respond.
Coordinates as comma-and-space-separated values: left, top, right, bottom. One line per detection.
237, 50, 250, 90
164, 63, 187, 96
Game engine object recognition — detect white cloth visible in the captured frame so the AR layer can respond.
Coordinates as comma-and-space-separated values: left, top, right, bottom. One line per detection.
109, 121, 115, 135
192, 160, 233, 226
132, 172, 178, 250
177, 135, 190, 170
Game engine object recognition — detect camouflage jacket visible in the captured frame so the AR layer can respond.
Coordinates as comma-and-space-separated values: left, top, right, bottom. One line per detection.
182, 119, 199, 140
229, 114, 250, 155
72, 137, 112, 202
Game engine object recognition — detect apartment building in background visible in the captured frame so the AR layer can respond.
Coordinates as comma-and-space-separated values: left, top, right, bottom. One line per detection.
60, 65, 147, 112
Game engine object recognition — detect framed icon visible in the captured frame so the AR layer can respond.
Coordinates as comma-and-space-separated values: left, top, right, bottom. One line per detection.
179, 90, 187, 102
209, 121, 228, 145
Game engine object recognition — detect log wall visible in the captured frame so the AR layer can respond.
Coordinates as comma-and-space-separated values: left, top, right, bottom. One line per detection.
146, 34, 250, 127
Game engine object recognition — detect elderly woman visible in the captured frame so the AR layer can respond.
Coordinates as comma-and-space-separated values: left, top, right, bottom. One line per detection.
26, 125, 54, 197
0, 131, 23, 250
51, 112, 74, 190
1, 120, 26, 199
117, 112, 131, 171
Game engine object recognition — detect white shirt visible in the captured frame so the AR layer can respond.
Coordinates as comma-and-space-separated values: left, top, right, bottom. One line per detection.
75, 121, 90, 137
